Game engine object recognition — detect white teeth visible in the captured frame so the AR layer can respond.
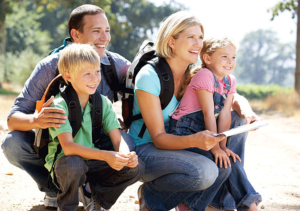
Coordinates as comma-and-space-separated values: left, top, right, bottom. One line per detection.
190, 51, 198, 54
97, 45, 105, 48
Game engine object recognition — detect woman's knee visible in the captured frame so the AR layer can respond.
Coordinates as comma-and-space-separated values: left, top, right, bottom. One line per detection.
193, 159, 219, 190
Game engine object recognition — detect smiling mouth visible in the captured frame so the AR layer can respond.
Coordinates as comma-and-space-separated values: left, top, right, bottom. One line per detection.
95, 44, 106, 49
87, 85, 97, 89
189, 50, 199, 55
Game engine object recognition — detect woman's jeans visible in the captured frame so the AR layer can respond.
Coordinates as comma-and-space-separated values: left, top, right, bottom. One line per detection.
54, 155, 144, 210
1, 129, 136, 198
168, 111, 262, 211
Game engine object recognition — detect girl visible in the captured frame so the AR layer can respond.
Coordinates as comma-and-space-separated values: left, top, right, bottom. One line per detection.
169, 37, 261, 211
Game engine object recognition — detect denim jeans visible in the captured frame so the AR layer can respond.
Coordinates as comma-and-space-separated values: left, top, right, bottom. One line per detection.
169, 111, 262, 211
136, 142, 230, 211
1, 129, 136, 197
54, 155, 144, 210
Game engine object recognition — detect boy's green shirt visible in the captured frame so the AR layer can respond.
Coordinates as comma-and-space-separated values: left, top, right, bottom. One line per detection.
44, 93, 120, 172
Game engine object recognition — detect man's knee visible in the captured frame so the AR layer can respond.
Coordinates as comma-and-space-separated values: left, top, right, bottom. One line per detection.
231, 111, 245, 128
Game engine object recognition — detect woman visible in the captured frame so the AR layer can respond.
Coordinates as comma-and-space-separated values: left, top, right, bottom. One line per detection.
129, 11, 259, 211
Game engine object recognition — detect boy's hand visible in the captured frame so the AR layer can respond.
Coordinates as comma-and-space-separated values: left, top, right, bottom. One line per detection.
211, 147, 231, 168
220, 146, 242, 163
105, 151, 130, 171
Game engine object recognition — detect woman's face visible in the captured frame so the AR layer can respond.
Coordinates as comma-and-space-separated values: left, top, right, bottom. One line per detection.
171, 25, 203, 65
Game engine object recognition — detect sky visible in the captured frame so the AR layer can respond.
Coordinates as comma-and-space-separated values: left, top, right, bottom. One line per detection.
150, 0, 297, 47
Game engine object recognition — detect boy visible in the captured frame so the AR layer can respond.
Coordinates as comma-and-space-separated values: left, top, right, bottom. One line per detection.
44, 43, 143, 211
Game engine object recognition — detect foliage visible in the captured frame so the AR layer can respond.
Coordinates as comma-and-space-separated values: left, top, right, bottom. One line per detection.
235, 29, 295, 86
236, 84, 293, 100
268, 0, 298, 20
0, 88, 18, 95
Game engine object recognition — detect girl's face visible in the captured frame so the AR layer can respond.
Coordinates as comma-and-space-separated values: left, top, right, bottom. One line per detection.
205, 45, 236, 80
170, 25, 203, 65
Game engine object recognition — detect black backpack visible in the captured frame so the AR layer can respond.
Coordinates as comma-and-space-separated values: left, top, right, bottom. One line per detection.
50, 38, 122, 102
34, 75, 103, 164
122, 40, 175, 138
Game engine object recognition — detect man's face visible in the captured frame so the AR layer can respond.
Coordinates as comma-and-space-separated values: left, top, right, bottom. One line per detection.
73, 13, 111, 58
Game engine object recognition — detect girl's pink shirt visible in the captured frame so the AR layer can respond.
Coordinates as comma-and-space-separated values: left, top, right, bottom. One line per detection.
171, 68, 237, 120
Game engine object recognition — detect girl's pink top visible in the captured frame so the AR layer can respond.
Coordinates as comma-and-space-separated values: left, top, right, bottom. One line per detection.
171, 68, 237, 120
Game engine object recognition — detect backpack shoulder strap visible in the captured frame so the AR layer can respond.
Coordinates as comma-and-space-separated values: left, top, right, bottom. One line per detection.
60, 84, 83, 137
137, 56, 174, 138
90, 91, 103, 146
101, 51, 120, 102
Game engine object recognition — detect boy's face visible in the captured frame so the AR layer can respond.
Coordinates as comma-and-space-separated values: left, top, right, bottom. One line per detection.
72, 13, 111, 58
66, 66, 101, 100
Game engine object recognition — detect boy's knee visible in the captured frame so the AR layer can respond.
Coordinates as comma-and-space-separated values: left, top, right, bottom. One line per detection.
55, 156, 87, 176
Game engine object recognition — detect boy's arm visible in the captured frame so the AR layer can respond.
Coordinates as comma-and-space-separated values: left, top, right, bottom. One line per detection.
57, 132, 130, 171
197, 90, 230, 168
108, 128, 139, 168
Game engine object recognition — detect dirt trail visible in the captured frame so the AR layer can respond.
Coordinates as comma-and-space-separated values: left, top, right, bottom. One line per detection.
0, 103, 299, 211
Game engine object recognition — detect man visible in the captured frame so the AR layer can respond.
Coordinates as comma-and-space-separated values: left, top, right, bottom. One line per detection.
1, 4, 133, 209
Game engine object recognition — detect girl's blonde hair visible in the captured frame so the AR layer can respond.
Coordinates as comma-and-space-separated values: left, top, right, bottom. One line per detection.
155, 11, 204, 59
58, 43, 100, 83
200, 37, 236, 68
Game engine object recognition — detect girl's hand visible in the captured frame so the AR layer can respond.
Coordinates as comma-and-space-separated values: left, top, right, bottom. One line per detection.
211, 147, 231, 168
105, 151, 130, 171
220, 147, 242, 163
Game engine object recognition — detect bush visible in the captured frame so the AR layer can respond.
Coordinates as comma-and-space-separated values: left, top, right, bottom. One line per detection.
236, 84, 293, 100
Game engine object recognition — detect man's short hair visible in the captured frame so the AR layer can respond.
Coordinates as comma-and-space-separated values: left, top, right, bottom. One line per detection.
58, 43, 100, 83
68, 4, 105, 41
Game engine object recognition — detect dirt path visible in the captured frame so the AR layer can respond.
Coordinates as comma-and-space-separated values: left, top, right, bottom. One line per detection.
1, 103, 299, 210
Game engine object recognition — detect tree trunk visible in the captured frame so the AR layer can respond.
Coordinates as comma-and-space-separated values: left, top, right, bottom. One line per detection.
295, 0, 300, 93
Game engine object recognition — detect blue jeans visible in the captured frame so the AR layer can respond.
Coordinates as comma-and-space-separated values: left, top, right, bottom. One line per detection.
169, 111, 262, 211
136, 142, 231, 211
1, 129, 136, 197
54, 155, 144, 210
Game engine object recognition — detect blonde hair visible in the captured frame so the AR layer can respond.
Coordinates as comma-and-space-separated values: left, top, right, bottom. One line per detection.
200, 37, 236, 68
58, 43, 100, 83
155, 11, 204, 59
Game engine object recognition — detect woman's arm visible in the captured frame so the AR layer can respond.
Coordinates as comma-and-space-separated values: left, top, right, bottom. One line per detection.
57, 132, 129, 171
136, 89, 224, 151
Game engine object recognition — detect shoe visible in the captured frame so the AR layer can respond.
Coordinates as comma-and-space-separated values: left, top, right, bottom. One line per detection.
175, 202, 191, 211
79, 186, 91, 208
44, 194, 58, 209
85, 197, 105, 211
138, 184, 150, 211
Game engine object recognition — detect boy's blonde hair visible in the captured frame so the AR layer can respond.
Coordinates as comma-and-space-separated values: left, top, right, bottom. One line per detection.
155, 11, 204, 59
200, 37, 236, 68
58, 43, 100, 83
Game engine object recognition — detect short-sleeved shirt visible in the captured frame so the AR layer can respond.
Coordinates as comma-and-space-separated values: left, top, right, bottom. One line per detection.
7, 50, 130, 120
128, 64, 179, 146
172, 68, 236, 120
44, 93, 120, 172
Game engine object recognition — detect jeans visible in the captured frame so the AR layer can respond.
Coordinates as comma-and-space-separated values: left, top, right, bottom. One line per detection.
169, 111, 262, 211
136, 142, 229, 211
1, 129, 136, 197
54, 155, 144, 210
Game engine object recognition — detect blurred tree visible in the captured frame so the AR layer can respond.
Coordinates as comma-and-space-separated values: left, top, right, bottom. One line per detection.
235, 29, 295, 86
268, 0, 300, 92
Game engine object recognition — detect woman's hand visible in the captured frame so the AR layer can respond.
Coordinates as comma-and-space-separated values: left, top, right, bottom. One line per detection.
193, 130, 225, 151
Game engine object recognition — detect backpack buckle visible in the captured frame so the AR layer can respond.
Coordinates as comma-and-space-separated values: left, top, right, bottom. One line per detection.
69, 101, 76, 108
162, 75, 170, 82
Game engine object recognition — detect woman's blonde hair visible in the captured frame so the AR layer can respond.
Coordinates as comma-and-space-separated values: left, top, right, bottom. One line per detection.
155, 11, 204, 59
58, 43, 100, 83
200, 37, 236, 68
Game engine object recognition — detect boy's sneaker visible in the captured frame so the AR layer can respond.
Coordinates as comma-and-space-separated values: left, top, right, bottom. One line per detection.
44, 194, 58, 209
85, 197, 106, 211
78, 186, 91, 208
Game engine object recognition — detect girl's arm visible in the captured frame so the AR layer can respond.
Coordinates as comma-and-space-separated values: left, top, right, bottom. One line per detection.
57, 132, 130, 171
218, 94, 242, 163
136, 89, 224, 150
196, 90, 231, 168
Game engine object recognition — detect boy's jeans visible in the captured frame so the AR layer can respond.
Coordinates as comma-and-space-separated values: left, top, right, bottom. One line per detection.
1, 129, 136, 197
54, 155, 144, 210
168, 111, 262, 211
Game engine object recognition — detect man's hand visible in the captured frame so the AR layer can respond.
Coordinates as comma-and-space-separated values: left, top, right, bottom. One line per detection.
243, 111, 261, 125
34, 96, 67, 129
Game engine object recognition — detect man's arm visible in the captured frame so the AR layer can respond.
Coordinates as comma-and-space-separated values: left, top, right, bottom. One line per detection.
232, 93, 261, 124
7, 54, 67, 131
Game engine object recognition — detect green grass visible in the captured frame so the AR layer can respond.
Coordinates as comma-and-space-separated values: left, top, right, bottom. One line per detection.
0, 88, 19, 96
